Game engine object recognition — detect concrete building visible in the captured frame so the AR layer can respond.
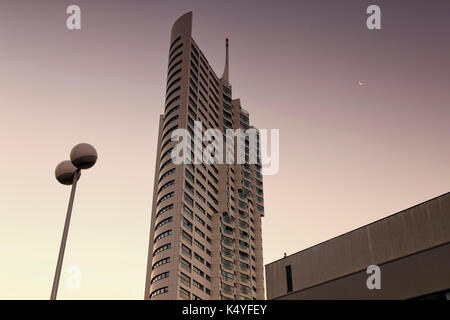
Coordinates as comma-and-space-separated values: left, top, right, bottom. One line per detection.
144, 12, 265, 300
266, 192, 450, 300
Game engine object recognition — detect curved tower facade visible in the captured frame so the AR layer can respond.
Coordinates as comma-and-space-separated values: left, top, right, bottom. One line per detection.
145, 12, 265, 300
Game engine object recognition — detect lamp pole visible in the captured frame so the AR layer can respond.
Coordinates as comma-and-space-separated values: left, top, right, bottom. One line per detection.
51, 169, 80, 300
51, 143, 97, 300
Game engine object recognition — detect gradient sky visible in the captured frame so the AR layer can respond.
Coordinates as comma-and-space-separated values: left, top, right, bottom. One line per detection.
0, 0, 449, 299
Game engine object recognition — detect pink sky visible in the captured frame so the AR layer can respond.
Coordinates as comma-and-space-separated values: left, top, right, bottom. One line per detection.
0, 0, 449, 299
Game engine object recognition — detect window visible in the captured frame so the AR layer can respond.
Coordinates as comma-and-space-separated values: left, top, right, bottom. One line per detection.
167, 68, 182, 84
151, 271, 169, 284
161, 138, 173, 153
196, 180, 206, 191
168, 42, 182, 59
239, 220, 249, 229
184, 205, 193, 219
194, 253, 204, 264
196, 191, 206, 203
166, 77, 181, 93
193, 266, 204, 277
164, 104, 180, 120
153, 243, 171, 255
155, 216, 173, 230
286, 265, 293, 293
156, 204, 174, 219
240, 261, 250, 271
194, 239, 205, 251
180, 272, 191, 287
185, 169, 195, 183
223, 86, 231, 95
194, 214, 205, 226
181, 258, 191, 272
221, 246, 234, 258
221, 282, 234, 295
239, 251, 249, 261
189, 87, 198, 101
240, 284, 251, 295
159, 169, 175, 183
256, 196, 264, 205
150, 286, 168, 298
239, 230, 249, 240
152, 257, 170, 270
185, 181, 194, 195
157, 192, 174, 206
154, 230, 172, 242
191, 58, 199, 72
208, 191, 218, 205
168, 61, 182, 78
189, 97, 197, 111
223, 102, 232, 112
181, 244, 192, 258
159, 159, 172, 171
207, 181, 218, 195
190, 69, 198, 83
168, 51, 183, 68
238, 200, 248, 210
162, 123, 178, 140
179, 287, 190, 300
182, 217, 193, 232
169, 36, 181, 51
222, 257, 234, 271
163, 115, 179, 131
191, 44, 199, 57
195, 227, 205, 239
184, 193, 194, 207
222, 235, 234, 246
182, 230, 192, 245
207, 202, 217, 214
240, 272, 250, 283
193, 280, 204, 291
158, 180, 175, 193
221, 269, 234, 282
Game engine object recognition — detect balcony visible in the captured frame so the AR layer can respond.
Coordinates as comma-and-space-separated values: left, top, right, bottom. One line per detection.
222, 258, 234, 271
240, 274, 251, 284
222, 236, 234, 247
221, 224, 234, 236
238, 211, 248, 220
222, 214, 234, 225
221, 283, 234, 296
239, 221, 249, 229
221, 246, 234, 259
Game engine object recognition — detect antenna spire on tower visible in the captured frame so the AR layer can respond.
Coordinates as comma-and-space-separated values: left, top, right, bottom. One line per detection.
221, 38, 229, 82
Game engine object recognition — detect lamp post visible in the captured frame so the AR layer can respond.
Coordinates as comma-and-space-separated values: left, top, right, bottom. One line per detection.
51, 143, 97, 300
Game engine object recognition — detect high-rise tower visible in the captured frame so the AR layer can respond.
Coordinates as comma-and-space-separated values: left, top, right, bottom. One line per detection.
145, 12, 265, 300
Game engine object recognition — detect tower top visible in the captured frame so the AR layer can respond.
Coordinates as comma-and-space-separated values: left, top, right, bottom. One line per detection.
221, 38, 229, 82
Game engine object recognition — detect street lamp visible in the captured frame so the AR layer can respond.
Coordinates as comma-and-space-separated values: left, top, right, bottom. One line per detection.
51, 143, 97, 300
